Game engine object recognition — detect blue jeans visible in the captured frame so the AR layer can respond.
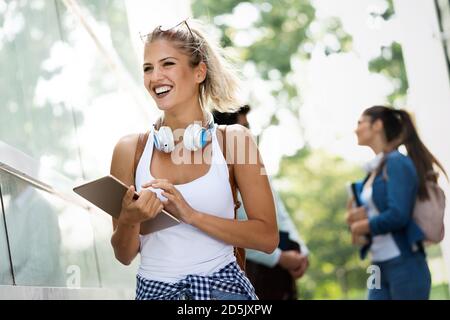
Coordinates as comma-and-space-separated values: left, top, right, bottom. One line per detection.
175, 288, 252, 300
368, 251, 431, 300
210, 289, 252, 300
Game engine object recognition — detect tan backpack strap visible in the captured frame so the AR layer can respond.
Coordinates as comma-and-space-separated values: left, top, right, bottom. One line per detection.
218, 125, 246, 271
133, 131, 150, 188
218, 125, 241, 211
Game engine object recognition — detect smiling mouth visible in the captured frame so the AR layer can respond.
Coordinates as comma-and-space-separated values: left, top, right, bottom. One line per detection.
153, 85, 173, 99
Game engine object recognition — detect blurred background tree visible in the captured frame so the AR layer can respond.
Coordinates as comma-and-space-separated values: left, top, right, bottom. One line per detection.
367, 0, 409, 107
192, 0, 352, 125
192, 0, 368, 300
275, 147, 368, 299
192, 0, 423, 300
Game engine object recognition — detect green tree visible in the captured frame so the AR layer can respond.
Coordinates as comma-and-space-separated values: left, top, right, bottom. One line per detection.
192, 0, 352, 119
191, 0, 372, 299
369, 42, 408, 106
275, 148, 369, 299
368, 0, 409, 107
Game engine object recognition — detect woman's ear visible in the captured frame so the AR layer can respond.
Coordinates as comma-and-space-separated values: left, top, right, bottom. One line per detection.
195, 62, 207, 84
372, 119, 383, 132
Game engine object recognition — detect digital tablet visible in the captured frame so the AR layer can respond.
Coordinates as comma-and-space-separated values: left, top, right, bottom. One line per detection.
73, 175, 180, 234
346, 182, 363, 207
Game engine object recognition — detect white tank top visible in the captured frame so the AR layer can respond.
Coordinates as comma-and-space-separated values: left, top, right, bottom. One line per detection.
135, 124, 236, 283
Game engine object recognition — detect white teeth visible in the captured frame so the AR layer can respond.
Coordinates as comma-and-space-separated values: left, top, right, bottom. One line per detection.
155, 86, 172, 94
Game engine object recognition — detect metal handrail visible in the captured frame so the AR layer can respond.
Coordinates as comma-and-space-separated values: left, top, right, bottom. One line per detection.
0, 140, 90, 210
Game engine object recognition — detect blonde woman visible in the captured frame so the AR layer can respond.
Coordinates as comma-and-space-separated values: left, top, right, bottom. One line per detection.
109, 20, 278, 300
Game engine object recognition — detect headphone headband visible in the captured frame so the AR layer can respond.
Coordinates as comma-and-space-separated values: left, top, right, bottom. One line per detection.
154, 110, 214, 130
152, 110, 215, 153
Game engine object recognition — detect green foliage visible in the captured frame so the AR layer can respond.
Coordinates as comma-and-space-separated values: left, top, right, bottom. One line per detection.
192, 0, 352, 123
381, 0, 395, 20
367, 0, 395, 20
431, 283, 450, 300
366, 1, 408, 107
369, 42, 409, 106
275, 148, 370, 299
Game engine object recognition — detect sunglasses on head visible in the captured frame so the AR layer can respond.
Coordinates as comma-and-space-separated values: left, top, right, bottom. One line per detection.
139, 18, 194, 43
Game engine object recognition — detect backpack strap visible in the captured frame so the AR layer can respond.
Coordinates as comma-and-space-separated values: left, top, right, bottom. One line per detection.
218, 125, 246, 272
218, 125, 241, 210
133, 131, 150, 188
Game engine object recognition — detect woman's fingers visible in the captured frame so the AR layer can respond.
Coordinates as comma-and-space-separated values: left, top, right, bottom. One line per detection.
346, 212, 352, 225
346, 198, 354, 211
152, 181, 178, 195
156, 200, 164, 213
146, 191, 161, 214
141, 180, 156, 188
141, 179, 169, 188
138, 189, 154, 204
135, 189, 155, 217
161, 191, 176, 202
123, 185, 136, 204
148, 198, 162, 217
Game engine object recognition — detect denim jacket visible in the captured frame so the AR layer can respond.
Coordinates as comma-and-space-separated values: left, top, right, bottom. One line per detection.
355, 150, 425, 260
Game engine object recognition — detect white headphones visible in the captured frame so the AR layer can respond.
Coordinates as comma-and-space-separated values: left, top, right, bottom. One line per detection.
153, 111, 215, 153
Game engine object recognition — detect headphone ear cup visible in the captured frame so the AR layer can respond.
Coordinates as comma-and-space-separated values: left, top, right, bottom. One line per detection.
200, 128, 207, 148
184, 123, 203, 151
183, 124, 195, 151
154, 126, 175, 153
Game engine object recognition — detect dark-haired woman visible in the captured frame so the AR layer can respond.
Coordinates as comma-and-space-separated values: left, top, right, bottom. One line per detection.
346, 106, 447, 300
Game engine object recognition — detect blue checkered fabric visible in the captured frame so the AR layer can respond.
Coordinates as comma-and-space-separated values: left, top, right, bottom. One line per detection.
135, 261, 258, 300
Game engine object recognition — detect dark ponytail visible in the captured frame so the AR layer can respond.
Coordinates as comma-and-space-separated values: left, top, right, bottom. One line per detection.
363, 106, 447, 200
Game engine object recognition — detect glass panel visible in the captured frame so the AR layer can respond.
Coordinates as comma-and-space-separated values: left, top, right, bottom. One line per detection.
0, 0, 83, 180
53, 1, 152, 180
77, 0, 142, 82
89, 210, 138, 289
0, 183, 14, 285
0, 170, 100, 287
1, 0, 148, 292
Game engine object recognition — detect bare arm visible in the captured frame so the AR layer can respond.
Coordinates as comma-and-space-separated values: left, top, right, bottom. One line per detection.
146, 125, 279, 253
196, 125, 278, 252
109, 134, 165, 266
110, 134, 140, 265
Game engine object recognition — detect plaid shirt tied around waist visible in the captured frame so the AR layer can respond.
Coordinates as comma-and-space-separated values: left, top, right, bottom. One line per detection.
135, 261, 258, 300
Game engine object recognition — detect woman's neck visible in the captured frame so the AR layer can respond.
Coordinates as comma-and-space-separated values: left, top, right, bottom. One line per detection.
369, 137, 387, 155
370, 145, 384, 155
161, 104, 205, 130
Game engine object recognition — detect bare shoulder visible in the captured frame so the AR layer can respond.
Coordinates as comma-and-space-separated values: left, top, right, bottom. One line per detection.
112, 133, 140, 163
224, 124, 252, 137
110, 133, 140, 185
216, 124, 260, 167
113, 133, 140, 155
216, 124, 253, 148
217, 124, 254, 144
